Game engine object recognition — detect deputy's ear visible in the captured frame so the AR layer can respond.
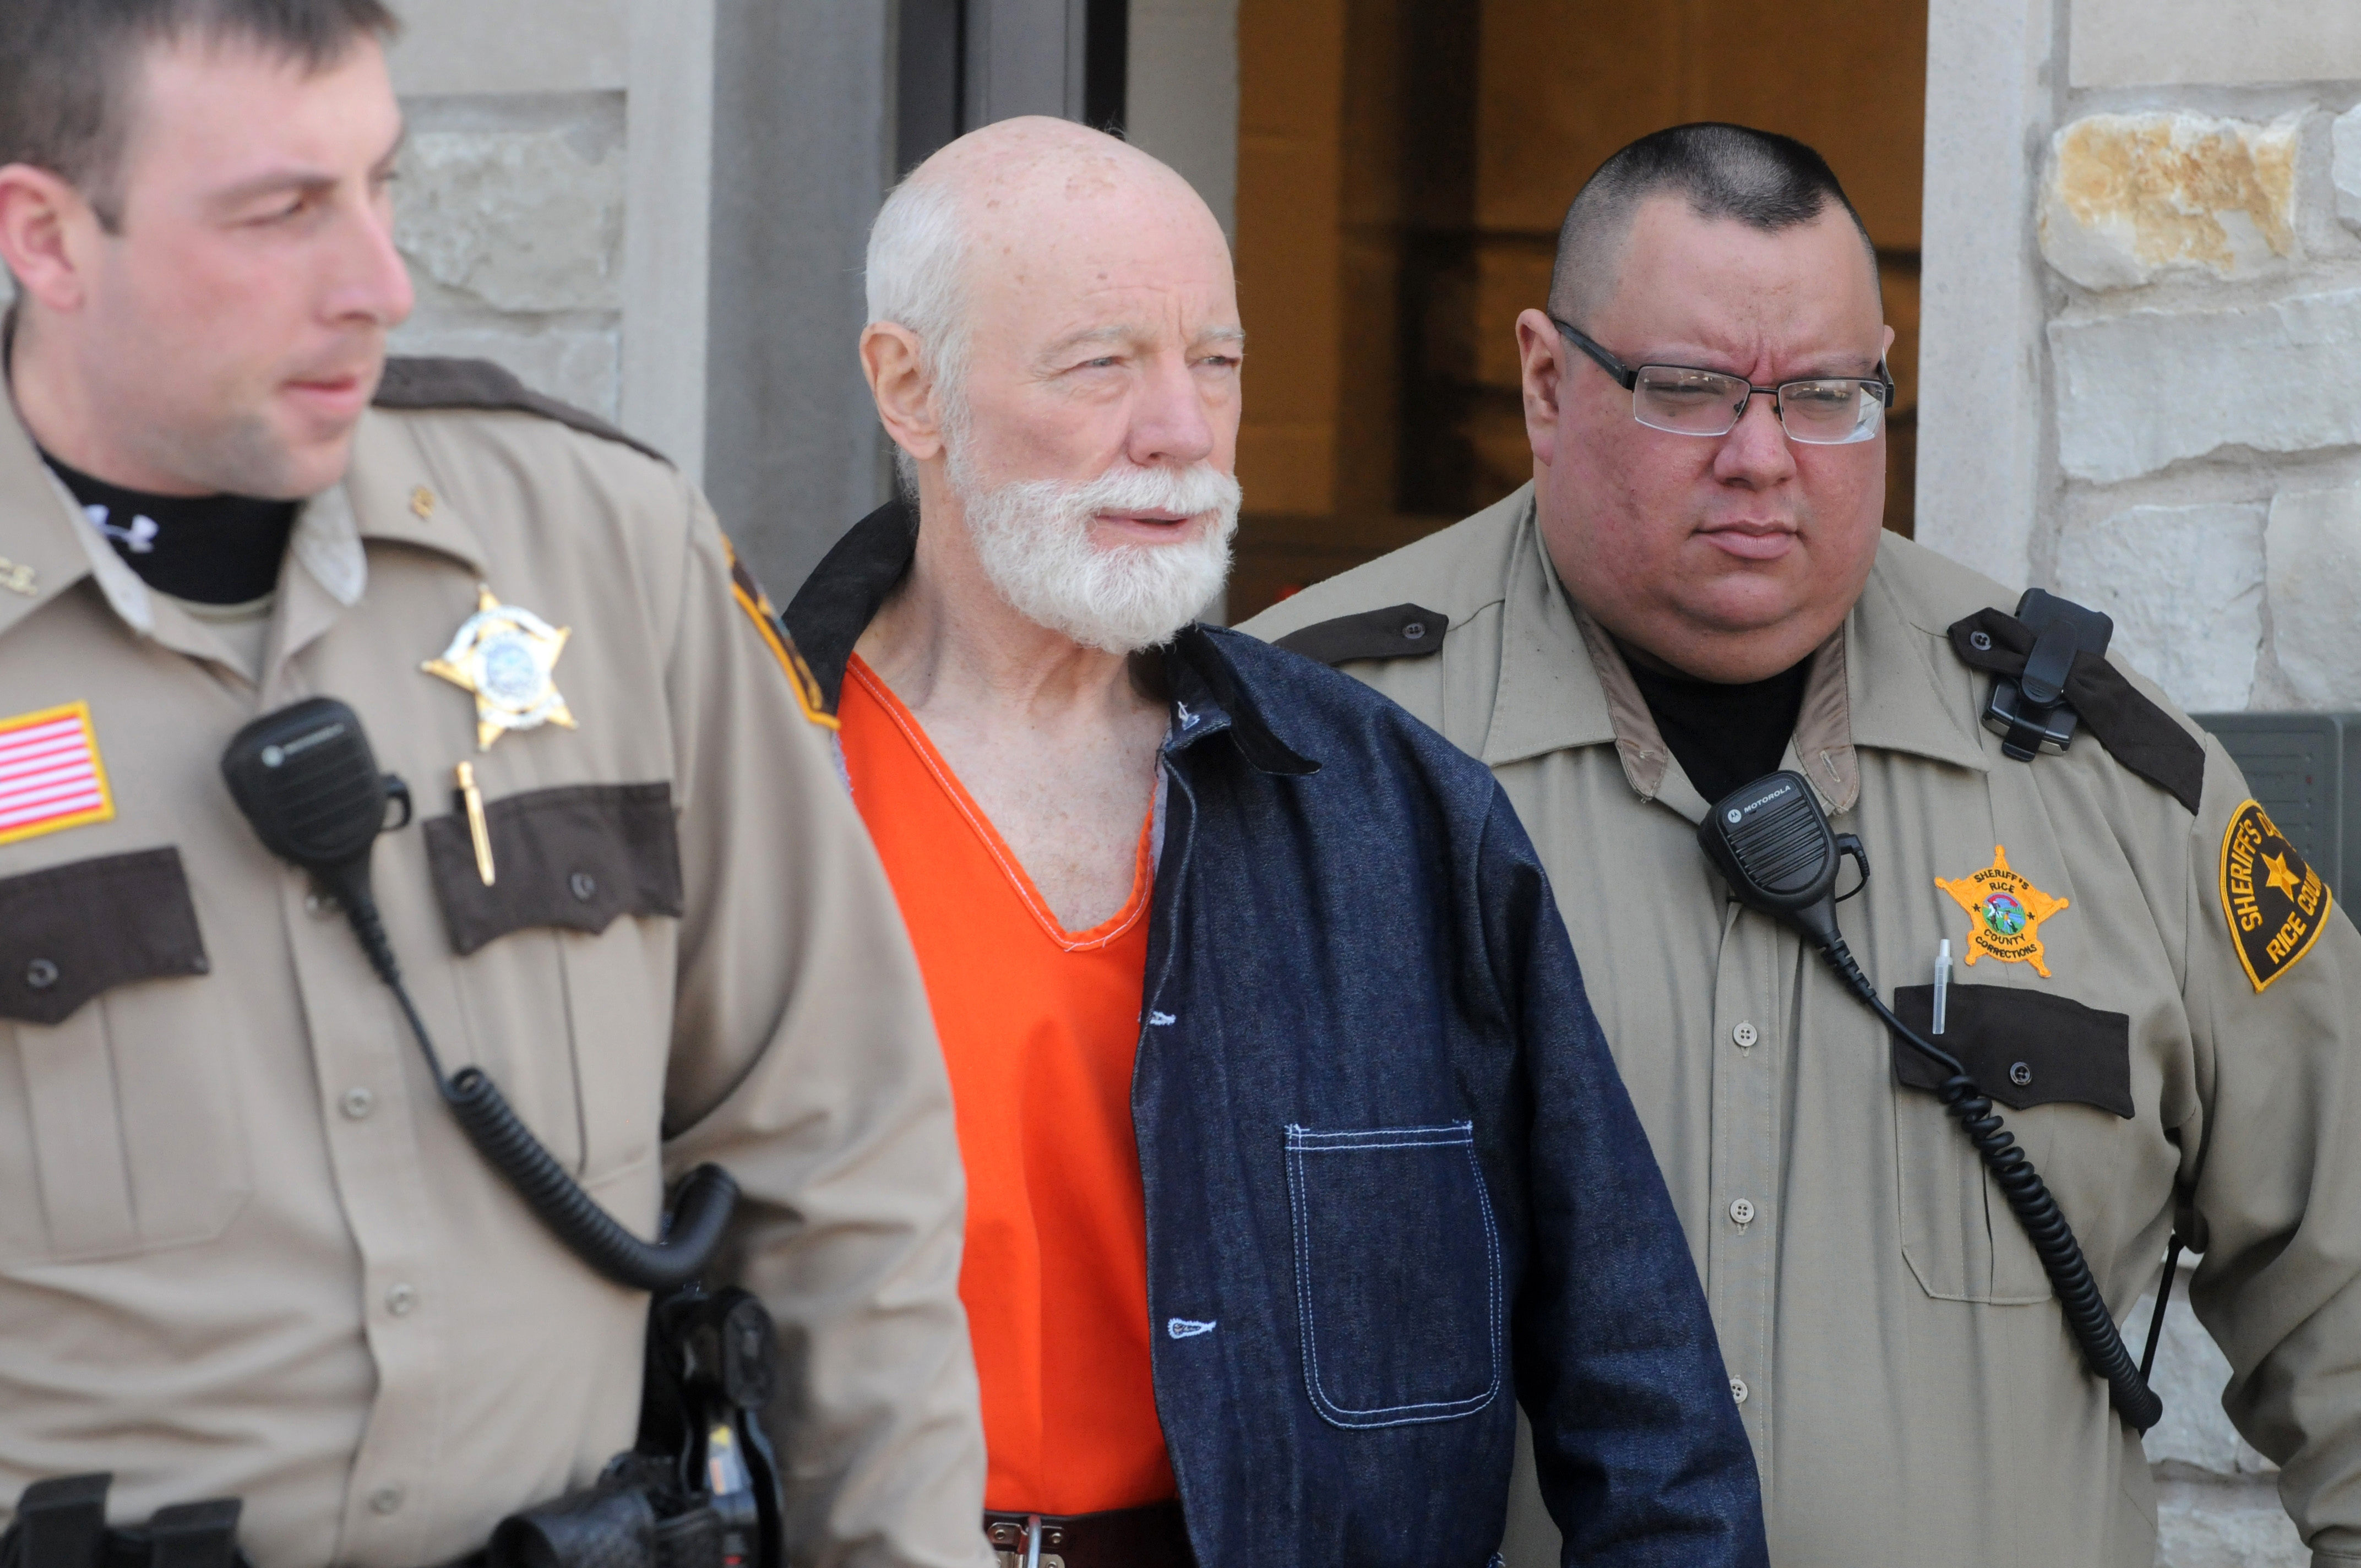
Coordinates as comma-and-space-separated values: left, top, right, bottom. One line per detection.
1515, 308, 1569, 469
861, 322, 946, 468
0, 164, 98, 316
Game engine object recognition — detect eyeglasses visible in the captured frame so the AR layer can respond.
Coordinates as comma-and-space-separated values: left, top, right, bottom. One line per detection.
1551, 317, 1895, 446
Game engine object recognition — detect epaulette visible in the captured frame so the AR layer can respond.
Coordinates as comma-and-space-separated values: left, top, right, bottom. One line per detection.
1272, 602, 1449, 666
1946, 602, 2206, 814
373, 356, 670, 467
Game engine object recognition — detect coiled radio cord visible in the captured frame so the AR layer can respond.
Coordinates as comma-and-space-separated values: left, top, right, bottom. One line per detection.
351, 897, 737, 1293
1816, 930, 2162, 1431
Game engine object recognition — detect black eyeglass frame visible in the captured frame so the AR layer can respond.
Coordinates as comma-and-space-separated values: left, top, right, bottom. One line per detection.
1549, 315, 1896, 444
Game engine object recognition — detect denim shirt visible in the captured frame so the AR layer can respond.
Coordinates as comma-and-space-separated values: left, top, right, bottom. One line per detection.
786, 505, 1766, 1568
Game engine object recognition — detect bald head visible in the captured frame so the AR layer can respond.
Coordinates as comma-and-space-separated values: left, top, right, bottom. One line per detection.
866, 117, 1227, 411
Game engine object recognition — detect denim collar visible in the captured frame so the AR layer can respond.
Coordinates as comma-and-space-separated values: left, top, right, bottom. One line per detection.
785, 496, 1318, 776
1161, 625, 1319, 777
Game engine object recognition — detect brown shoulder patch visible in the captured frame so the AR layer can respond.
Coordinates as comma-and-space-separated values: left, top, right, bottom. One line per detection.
727, 542, 837, 731
2220, 799, 2332, 992
373, 356, 671, 467
1271, 603, 1449, 667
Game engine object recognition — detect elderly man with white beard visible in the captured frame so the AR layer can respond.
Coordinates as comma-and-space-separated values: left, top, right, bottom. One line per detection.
780, 117, 1768, 1568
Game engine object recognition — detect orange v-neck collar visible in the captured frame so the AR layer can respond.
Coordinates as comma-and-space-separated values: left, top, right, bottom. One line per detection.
847, 653, 1154, 952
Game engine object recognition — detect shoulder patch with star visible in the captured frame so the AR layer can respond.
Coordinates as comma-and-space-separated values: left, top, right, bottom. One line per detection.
727, 544, 837, 731
2220, 799, 2332, 992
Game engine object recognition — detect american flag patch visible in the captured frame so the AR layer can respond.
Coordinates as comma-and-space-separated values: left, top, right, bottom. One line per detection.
0, 703, 115, 847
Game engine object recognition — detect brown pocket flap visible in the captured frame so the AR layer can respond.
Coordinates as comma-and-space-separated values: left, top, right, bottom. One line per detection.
423, 782, 683, 956
1890, 983, 2132, 1118
0, 848, 210, 1025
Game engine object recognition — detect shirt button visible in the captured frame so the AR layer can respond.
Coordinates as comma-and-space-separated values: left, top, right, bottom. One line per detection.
304, 892, 340, 919
1730, 1376, 1750, 1405
341, 1086, 376, 1120
1731, 1021, 1758, 1049
370, 1485, 404, 1515
569, 871, 598, 902
385, 1283, 417, 1316
2010, 1061, 2033, 1088
24, 959, 58, 990
1729, 1197, 1756, 1227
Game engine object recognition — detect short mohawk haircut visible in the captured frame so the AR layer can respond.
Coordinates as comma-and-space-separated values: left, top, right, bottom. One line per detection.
1549, 122, 1878, 324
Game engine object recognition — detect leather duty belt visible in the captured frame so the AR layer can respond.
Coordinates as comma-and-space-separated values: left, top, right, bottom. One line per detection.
982, 1502, 1193, 1568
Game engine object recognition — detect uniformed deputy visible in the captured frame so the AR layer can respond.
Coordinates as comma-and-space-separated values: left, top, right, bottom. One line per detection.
1247, 123, 2361, 1566
0, 5, 987, 1567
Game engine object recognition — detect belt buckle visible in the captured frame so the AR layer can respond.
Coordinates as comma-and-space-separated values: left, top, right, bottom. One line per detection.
985, 1513, 1065, 1568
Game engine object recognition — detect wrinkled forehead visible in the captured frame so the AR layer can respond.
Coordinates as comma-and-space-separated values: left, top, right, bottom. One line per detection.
960, 162, 1239, 355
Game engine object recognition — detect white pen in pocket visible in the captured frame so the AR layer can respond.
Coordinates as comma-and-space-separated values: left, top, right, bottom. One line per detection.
1933, 938, 1952, 1035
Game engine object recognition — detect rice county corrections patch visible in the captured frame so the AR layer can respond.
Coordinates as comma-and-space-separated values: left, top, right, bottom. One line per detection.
2221, 799, 2332, 993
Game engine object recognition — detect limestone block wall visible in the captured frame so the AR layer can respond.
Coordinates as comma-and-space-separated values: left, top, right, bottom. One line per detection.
1925, 0, 2361, 722
390, 93, 628, 421
385, 0, 714, 480
386, 0, 633, 424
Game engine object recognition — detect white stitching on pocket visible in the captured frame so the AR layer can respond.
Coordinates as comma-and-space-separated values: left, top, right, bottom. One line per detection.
1285, 1120, 1503, 1430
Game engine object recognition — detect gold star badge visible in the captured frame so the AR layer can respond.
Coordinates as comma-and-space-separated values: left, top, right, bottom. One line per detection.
423, 586, 577, 750
1936, 845, 2070, 978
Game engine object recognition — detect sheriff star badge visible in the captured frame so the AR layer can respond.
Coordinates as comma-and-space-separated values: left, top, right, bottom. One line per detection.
423, 586, 578, 750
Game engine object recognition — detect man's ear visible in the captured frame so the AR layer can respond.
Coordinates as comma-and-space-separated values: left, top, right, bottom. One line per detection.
0, 165, 97, 316
1515, 308, 1568, 469
861, 321, 947, 469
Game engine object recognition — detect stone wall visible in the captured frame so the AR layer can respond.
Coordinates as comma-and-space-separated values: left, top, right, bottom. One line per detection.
386, 0, 631, 424
1923, 4, 2361, 1562
390, 91, 628, 422
1923, 0, 2361, 723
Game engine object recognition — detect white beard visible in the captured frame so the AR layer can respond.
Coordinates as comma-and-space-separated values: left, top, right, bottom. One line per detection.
949, 445, 1242, 655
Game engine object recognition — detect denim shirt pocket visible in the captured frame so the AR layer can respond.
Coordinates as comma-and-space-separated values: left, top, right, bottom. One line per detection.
1285, 1120, 1503, 1429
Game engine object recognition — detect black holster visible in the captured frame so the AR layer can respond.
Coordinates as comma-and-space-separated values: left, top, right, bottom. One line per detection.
0, 1478, 248, 1568
487, 1284, 785, 1568
2, 1287, 784, 1568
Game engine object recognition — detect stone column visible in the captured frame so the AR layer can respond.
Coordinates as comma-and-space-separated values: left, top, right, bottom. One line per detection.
1915, 0, 2053, 593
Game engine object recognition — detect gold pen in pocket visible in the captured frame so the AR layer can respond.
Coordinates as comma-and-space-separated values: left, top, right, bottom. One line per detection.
456, 761, 496, 886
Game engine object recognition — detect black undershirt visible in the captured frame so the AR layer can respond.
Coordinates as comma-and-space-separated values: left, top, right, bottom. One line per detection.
42, 451, 298, 606
1622, 643, 1812, 807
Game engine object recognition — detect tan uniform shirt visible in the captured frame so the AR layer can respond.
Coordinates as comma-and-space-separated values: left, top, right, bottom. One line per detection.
0, 377, 988, 1568
1244, 484, 2361, 1568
